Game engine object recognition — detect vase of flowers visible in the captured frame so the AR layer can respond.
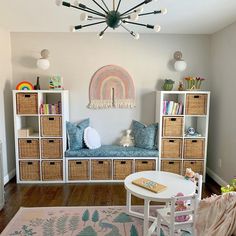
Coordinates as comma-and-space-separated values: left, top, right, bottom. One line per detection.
162, 79, 175, 91
185, 77, 205, 90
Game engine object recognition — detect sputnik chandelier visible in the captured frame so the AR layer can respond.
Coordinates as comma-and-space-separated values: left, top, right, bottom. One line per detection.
56, 0, 167, 39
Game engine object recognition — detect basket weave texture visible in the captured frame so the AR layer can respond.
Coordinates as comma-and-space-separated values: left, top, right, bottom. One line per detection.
41, 139, 62, 159
16, 93, 38, 114
68, 160, 89, 180
91, 160, 111, 180
161, 160, 181, 175
184, 139, 205, 158
42, 161, 63, 180
41, 116, 62, 137
161, 139, 182, 158
113, 160, 133, 180
163, 117, 183, 137
19, 161, 40, 180
183, 160, 204, 175
186, 94, 207, 115
135, 160, 156, 172
19, 139, 39, 159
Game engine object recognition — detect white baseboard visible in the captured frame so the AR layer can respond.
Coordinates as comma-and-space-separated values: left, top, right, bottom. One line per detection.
4, 168, 16, 185
206, 167, 228, 187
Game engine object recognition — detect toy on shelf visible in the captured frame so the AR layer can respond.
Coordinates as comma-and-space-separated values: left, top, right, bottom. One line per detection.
16, 81, 34, 90
175, 192, 190, 222
49, 76, 63, 90
120, 129, 134, 147
184, 168, 195, 182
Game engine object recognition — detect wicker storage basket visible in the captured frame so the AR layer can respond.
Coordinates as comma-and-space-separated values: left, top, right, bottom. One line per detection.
163, 117, 183, 137
184, 139, 205, 158
161, 139, 182, 158
16, 93, 38, 114
18, 139, 39, 159
41, 139, 62, 159
113, 160, 133, 180
68, 160, 89, 180
41, 116, 62, 137
91, 160, 111, 180
135, 160, 156, 172
42, 160, 63, 181
19, 161, 40, 181
161, 160, 181, 175
183, 160, 204, 175
186, 94, 207, 115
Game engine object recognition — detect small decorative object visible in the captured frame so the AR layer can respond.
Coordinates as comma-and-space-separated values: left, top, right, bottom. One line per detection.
120, 129, 134, 147
162, 79, 175, 91
221, 177, 236, 193
174, 51, 187, 72
185, 77, 205, 90
175, 192, 190, 222
34, 76, 41, 90
88, 65, 135, 109
36, 49, 50, 70
187, 127, 195, 135
16, 81, 34, 90
178, 81, 184, 91
84, 127, 101, 149
56, 0, 167, 39
184, 168, 195, 181
49, 76, 63, 90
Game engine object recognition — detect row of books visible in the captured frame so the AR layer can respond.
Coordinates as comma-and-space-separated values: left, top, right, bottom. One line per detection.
40, 102, 61, 114
163, 100, 183, 115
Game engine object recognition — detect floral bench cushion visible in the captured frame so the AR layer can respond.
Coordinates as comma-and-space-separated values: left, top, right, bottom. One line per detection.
65, 145, 159, 157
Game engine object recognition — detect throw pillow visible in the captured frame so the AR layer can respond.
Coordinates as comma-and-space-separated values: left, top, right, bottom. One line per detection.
84, 127, 101, 149
66, 118, 89, 150
131, 120, 158, 149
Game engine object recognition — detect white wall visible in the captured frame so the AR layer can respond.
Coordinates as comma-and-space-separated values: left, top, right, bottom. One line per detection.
0, 28, 15, 183
208, 21, 236, 184
11, 33, 210, 145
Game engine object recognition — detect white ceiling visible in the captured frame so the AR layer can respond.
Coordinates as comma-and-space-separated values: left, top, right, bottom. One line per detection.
1, 0, 236, 34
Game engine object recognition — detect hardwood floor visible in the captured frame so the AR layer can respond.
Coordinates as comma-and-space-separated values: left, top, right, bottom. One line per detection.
0, 175, 221, 233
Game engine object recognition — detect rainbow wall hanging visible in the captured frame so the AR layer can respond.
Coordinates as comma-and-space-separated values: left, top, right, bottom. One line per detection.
16, 81, 34, 90
88, 65, 135, 109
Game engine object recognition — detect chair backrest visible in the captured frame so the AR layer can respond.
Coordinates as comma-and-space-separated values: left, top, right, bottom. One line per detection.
169, 193, 198, 228
194, 173, 202, 201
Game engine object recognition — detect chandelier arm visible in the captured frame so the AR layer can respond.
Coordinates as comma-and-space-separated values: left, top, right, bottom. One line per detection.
120, 24, 137, 38
100, 0, 110, 11
88, 16, 105, 20
91, 0, 108, 14
115, 0, 122, 13
75, 20, 106, 29
78, 3, 106, 17
62, 2, 106, 17
123, 20, 154, 29
139, 10, 162, 16
120, 0, 152, 16
99, 25, 109, 37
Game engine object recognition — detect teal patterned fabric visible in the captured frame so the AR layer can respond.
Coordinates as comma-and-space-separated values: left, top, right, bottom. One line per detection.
65, 145, 159, 157
66, 119, 89, 150
131, 120, 158, 150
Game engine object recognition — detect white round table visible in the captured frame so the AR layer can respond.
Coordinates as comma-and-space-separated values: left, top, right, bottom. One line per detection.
124, 171, 195, 236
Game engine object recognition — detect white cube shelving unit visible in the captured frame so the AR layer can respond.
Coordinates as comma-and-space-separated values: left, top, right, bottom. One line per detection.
13, 90, 69, 183
156, 91, 210, 182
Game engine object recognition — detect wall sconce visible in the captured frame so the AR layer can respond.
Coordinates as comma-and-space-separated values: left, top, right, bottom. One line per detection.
174, 51, 187, 72
36, 49, 50, 70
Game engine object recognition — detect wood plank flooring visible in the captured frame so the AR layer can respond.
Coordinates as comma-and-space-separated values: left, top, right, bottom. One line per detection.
0, 175, 221, 233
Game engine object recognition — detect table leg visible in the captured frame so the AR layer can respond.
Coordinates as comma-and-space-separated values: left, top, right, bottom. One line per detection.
126, 191, 131, 212
143, 199, 150, 236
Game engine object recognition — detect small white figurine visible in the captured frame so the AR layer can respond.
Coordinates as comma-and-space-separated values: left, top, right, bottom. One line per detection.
120, 129, 134, 147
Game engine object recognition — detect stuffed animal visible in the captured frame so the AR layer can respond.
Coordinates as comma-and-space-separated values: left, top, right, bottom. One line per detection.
185, 168, 195, 181
175, 192, 190, 222
120, 129, 134, 147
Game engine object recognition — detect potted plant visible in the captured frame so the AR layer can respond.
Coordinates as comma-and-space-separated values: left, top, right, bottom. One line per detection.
162, 79, 175, 91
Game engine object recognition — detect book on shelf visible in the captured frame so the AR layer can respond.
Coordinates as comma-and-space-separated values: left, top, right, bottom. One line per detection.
40, 102, 61, 115
163, 100, 183, 115
132, 177, 167, 193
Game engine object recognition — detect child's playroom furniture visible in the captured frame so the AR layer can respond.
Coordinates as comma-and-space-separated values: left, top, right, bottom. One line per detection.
12, 90, 69, 183
156, 91, 210, 182
124, 171, 198, 236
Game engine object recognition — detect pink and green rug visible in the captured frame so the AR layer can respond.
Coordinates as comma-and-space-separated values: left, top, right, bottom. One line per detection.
1, 206, 191, 236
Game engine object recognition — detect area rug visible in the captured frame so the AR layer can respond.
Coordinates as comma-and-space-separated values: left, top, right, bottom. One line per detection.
1, 206, 191, 236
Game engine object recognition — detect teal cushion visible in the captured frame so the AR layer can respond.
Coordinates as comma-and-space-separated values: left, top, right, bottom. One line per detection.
66, 119, 89, 150
131, 120, 158, 150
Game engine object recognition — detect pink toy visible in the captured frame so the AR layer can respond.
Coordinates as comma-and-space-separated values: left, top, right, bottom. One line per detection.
175, 192, 190, 222
184, 168, 195, 182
